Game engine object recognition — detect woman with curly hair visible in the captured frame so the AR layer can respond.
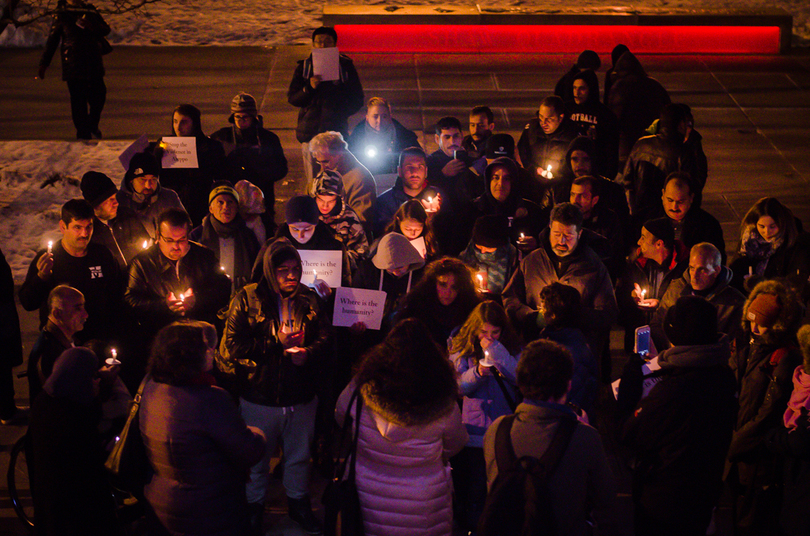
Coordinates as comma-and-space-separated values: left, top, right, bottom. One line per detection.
449, 300, 521, 532
726, 280, 803, 536
336, 318, 468, 536
395, 256, 480, 347
729, 197, 810, 302
383, 198, 440, 260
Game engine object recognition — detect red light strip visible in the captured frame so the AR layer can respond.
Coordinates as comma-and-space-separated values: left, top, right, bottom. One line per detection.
334, 25, 781, 55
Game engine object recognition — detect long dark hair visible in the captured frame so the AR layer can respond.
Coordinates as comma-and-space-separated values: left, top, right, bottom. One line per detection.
397, 256, 479, 329
384, 199, 438, 257
450, 300, 521, 358
355, 318, 458, 424
740, 197, 798, 250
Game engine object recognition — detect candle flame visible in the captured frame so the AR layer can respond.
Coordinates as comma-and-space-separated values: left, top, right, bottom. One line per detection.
111, 348, 117, 359
142, 240, 148, 249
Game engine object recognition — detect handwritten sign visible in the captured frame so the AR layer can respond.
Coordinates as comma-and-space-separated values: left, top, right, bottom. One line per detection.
409, 236, 426, 258
118, 134, 150, 170
298, 249, 342, 288
312, 47, 340, 81
160, 137, 199, 169
332, 287, 387, 330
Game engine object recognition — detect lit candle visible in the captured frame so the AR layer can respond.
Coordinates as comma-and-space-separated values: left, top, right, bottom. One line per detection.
111, 348, 117, 359
519, 233, 525, 240
47, 241, 53, 254
106, 347, 120, 366
749, 266, 753, 276
640, 289, 647, 300
477, 273, 484, 290
546, 165, 553, 179
178, 292, 185, 302
142, 240, 148, 249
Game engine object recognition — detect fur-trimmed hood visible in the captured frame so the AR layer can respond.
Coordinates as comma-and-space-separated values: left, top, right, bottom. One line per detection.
361, 382, 457, 427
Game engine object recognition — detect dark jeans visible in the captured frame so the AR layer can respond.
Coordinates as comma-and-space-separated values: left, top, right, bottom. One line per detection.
66, 76, 106, 139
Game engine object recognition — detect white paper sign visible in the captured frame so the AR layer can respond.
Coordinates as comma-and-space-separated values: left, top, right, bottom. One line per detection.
160, 137, 199, 169
118, 134, 150, 170
409, 236, 426, 258
312, 47, 340, 82
611, 356, 663, 400
298, 249, 343, 288
332, 287, 387, 330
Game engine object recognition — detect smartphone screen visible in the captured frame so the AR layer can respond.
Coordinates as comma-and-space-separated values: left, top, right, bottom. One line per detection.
635, 326, 651, 357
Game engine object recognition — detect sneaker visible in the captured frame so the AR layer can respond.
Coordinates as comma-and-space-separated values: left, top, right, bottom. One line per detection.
287, 496, 322, 535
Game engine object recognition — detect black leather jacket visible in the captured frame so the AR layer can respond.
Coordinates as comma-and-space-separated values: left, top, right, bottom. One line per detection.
222, 281, 330, 407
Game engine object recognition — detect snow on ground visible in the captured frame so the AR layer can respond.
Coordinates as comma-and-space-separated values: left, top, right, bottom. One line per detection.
0, 141, 131, 279
0, 0, 809, 47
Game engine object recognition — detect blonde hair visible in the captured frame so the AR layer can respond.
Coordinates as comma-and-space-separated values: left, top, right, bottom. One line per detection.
367, 96, 391, 113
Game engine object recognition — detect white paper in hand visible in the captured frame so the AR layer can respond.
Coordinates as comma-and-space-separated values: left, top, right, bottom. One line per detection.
312, 47, 340, 82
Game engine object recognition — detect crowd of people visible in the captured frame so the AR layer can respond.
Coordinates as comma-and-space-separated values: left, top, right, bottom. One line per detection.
4, 23, 810, 536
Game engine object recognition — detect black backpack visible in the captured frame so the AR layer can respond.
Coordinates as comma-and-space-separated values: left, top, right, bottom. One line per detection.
478, 414, 577, 536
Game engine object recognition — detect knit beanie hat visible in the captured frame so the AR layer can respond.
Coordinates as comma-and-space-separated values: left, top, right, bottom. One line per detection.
746, 292, 781, 328
285, 195, 320, 225
231, 92, 258, 116
234, 180, 265, 215
643, 217, 675, 246
80, 171, 117, 208
208, 182, 240, 205
313, 169, 344, 197
664, 295, 717, 346
472, 215, 509, 248
125, 152, 161, 184
485, 134, 516, 160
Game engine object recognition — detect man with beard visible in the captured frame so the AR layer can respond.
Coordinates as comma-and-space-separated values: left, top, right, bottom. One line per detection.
116, 151, 185, 240
427, 116, 482, 209
517, 96, 578, 208
346, 96, 418, 176
19, 199, 121, 343
80, 170, 150, 269
503, 203, 617, 359
222, 238, 331, 536
462, 106, 496, 160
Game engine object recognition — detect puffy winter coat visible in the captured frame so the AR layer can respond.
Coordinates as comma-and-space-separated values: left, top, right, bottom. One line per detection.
335, 381, 468, 536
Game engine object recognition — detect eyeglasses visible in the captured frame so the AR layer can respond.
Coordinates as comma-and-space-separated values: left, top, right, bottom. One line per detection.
159, 235, 189, 246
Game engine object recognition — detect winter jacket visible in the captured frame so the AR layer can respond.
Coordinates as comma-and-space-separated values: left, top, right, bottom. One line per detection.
484, 401, 619, 536
223, 240, 331, 407
90, 208, 151, 270
607, 51, 671, 164
502, 228, 618, 341
621, 337, 737, 524
124, 242, 231, 336
190, 215, 260, 294
26, 321, 73, 405
151, 116, 228, 226
374, 178, 445, 238
516, 117, 578, 195
19, 240, 121, 343
347, 118, 419, 176
116, 180, 185, 240
325, 151, 377, 238
39, 0, 110, 81
765, 402, 810, 536
619, 131, 686, 220
540, 327, 598, 413
651, 266, 745, 350
0, 249, 23, 371
565, 70, 621, 178
645, 204, 726, 264
140, 379, 266, 536
287, 53, 364, 143
318, 198, 369, 271
210, 121, 287, 213
453, 339, 519, 447
730, 231, 810, 305
426, 149, 484, 211
336, 380, 468, 536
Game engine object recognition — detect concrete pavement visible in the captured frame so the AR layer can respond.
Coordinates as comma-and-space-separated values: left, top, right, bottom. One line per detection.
2, 44, 810, 535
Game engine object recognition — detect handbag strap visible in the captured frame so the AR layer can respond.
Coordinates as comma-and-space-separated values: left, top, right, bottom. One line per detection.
129, 376, 148, 416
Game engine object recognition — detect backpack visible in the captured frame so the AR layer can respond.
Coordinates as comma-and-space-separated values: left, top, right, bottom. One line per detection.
478, 414, 577, 536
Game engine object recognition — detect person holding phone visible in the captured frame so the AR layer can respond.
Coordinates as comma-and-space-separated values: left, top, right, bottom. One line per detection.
222, 238, 331, 535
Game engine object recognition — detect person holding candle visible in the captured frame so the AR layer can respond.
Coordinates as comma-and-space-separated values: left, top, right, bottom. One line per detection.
516, 95, 578, 207
449, 300, 521, 533
616, 217, 686, 352
375, 146, 446, 239
382, 198, 439, 262
729, 197, 810, 303
80, 170, 150, 270
459, 215, 518, 297
190, 181, 261, 295
426, 116, 482, 210
222, 238, 331, 535
346, 96, 419, 176
20, 198, 121, 344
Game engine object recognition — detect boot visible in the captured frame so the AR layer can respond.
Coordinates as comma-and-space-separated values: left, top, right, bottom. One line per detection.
287, 495, 323, 535
247, 502, 264, 536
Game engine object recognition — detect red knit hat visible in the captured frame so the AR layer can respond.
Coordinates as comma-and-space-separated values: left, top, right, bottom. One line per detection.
746, 293, 780, 328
